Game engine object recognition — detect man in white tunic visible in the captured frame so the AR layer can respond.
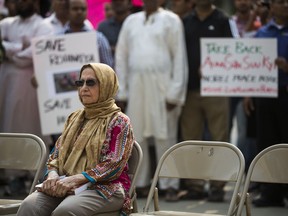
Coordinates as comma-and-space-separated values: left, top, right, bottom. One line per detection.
0, 0, 53, 142
115, 0, 188, 201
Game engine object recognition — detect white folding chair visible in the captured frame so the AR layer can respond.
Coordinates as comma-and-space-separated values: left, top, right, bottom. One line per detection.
131, 140, 245, 216
0, 133, 47, 215
236, 144, 288, 216
97, 141, 143, 216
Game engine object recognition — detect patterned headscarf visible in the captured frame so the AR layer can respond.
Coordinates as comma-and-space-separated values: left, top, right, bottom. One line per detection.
57, 63, 121, 176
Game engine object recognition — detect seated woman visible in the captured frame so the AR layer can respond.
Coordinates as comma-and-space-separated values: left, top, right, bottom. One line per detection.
17, 63, 135, 216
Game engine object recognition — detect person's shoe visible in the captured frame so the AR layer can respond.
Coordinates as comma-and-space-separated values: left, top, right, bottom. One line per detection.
136, 186, 149, 198
165, 188, 179, 202
252, 196, 285, 207
178, 190, 206, 200
207, 189, 225, 202
248, 182, 260, 193
157, 188, 167, 197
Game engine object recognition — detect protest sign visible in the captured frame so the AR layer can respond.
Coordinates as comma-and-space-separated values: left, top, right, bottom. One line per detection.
32, 32, 99, 135
200, 38, 277, 97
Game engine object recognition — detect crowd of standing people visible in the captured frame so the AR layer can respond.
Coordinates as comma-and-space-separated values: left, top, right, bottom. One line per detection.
0, 0, 288, 210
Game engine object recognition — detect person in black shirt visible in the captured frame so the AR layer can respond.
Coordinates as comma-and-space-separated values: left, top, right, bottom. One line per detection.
97, 0, 131, 57
180, 0, 235, 202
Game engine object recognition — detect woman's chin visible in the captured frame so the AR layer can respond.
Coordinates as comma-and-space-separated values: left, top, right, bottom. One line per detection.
82, 101, 91, 106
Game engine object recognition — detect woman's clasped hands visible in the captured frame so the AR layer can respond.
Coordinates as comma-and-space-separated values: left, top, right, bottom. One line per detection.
41, 171, 86, 197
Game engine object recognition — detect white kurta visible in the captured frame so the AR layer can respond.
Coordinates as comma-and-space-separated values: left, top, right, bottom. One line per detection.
116, 8, 188, 142
0, 14, 53, 143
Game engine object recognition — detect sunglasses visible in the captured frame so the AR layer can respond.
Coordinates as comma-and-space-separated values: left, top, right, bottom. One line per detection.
75, 79, 98, 87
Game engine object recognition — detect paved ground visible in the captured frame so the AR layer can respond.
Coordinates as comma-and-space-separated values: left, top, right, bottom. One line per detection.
135, 183, 288, 216
1, 185, 287, 216
136, 197, 288, 216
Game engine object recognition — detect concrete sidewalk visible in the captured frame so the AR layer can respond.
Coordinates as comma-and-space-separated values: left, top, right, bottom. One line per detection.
1, 183, 287, 215
135, 185, 288, 216
136, 197, 288, 216
1, 192, 287, 216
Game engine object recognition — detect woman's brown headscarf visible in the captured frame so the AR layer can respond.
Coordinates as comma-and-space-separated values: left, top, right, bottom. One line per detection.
56, 63, 121, 176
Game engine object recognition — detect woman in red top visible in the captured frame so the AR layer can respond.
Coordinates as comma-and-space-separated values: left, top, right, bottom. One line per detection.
17, 63, 135, 216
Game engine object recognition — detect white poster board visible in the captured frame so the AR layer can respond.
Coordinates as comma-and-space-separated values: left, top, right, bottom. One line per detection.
200, 38, 278, 97
32, 32, 99, 135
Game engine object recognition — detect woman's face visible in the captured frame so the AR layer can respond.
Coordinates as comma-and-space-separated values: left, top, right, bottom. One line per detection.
77, 67, 100, 105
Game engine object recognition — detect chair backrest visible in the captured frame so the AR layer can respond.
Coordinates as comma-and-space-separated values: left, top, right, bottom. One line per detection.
236, 144, 288, 216
143, 140, 245, 215
92, 141, 143, 216
0, 133, 47, 194
128, 141, 143, 196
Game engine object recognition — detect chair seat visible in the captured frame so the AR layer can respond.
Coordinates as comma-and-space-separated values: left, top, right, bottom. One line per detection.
131, 211, 226, 216
0, 199, 22, 215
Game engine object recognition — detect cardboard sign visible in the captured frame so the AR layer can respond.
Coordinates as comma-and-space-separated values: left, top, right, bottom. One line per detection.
201, 38, 278, 97
32, 32, 99, 135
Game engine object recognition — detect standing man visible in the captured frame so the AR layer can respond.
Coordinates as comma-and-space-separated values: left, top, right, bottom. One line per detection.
43, 0, 70, 34
170, 0, 195, 19
230, 0, 265, 174
98, 0, 131, 57
181, 0, 235, 202
115, 0, 188, 202
43, 0, 94, 35
65, 0, 113, 67
0, 0, 53, 195
245, 0, 288, 207
103, 2, 114, 19
0, 0, 53, 139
